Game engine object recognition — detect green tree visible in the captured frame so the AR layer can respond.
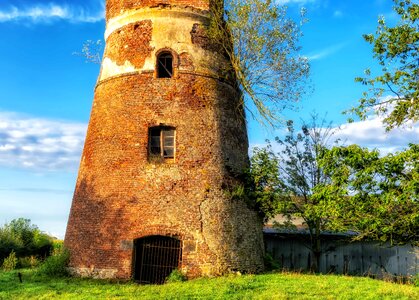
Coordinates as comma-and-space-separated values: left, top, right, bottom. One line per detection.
209, 0, 310, 126
340, 0, 418, 247
318, 144, 419, 245
275, 116, 338, 271
249, 115, 338, 271
247, 144, 285, 222
8, 218, 35, 248
0, 218, 54, 261
350, 0, 419, 130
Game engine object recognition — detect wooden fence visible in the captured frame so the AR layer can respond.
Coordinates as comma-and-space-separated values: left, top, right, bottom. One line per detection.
264, 229, 418, 278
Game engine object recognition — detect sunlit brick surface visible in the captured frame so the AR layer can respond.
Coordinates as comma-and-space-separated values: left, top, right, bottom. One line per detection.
65, 0, 264, 279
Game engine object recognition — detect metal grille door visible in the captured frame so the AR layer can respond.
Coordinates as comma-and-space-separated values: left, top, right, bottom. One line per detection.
134, 236, 182, 284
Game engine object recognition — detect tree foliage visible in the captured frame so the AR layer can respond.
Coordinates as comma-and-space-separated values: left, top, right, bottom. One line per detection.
350, 0, 419, 130
0, 218, 54, 262
247, 144, 285, 221
274, 116, 338, 270
318, 144, 419, 245
249, 114, 338, 271
209, 0, 310, 126
223, 143, 285, 222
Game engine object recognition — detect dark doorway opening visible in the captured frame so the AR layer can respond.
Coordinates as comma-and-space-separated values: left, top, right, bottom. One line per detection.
133, 235, 182, 284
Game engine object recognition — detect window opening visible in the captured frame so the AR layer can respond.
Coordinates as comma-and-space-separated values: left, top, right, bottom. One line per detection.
149, 126, 175, 161
133, 235, 182, 284
157, 52, 173, 78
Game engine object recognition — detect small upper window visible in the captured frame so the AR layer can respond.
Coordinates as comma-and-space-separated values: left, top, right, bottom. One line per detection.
149, 126, 175, 161
157, 52, 173, 78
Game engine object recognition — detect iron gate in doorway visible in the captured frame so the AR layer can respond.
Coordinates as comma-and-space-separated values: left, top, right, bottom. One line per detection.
133, 235, 182, 284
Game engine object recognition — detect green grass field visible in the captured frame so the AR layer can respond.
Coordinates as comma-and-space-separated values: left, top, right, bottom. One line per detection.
0, 269, 417, 299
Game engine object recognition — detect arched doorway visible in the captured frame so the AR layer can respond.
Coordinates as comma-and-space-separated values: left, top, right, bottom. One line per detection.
133, 235, 182, 284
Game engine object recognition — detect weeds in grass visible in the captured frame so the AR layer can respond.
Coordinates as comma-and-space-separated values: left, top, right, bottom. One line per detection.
165, 269, 187, 283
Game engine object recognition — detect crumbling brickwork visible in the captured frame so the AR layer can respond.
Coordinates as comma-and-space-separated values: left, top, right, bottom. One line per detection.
65, 0, 264, 280
106, 0, 210, 20
104, 21, 153, 69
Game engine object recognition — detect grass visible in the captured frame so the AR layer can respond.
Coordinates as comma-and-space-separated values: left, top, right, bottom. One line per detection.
0, 269, 417, 299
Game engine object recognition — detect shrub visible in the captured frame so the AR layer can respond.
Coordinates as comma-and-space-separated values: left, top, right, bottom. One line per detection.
52, 240, 64, 253
2, 251, 18, 271
37, 248, 70, 277
166, 269, 187, 283
18, 256, 39, 269
264, 253, 280, 271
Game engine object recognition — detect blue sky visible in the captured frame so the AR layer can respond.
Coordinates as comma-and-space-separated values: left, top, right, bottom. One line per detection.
0, 0, 418, 238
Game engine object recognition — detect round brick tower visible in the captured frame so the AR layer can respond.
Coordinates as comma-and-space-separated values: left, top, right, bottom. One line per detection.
65, 0, 264, 281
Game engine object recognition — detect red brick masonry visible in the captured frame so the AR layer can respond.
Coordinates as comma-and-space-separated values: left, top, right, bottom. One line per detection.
65, 0, 264, 279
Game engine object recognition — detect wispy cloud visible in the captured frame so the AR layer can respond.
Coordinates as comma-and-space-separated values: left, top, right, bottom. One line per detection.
0, 2, 104, 23
250, 114, 418, 156
0, 111, 87, 171
305, 42, 348, 61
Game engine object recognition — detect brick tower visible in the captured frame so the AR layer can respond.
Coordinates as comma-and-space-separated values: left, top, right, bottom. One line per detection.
65, 0, 264, 281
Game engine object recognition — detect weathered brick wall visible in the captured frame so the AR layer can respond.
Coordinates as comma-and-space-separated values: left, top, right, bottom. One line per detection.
106, 0, 211, 20
104, 21, 153, 69
65, 1, 264, 279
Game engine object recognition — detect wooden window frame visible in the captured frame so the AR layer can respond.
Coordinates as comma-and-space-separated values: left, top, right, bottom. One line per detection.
148, 126, 176, 163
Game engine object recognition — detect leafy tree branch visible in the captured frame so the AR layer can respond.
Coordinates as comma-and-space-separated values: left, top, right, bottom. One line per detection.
349, 0, 419, 130
208, 0, 310, 127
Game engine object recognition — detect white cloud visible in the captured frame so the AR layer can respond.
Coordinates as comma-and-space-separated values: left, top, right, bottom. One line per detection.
0, 111, 87, 171
305, 42, 348, 61
0, 3, 104, 23
250, 114, 418, 156
335, 116, 419, 155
